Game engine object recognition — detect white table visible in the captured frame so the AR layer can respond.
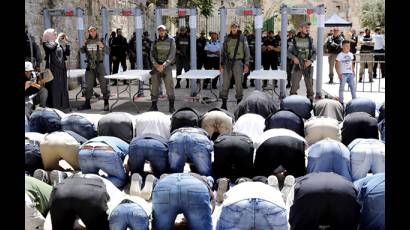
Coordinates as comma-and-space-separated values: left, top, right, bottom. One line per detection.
177, 70, 220, 103
248, 70, 287, 96
105, 70, 151, 111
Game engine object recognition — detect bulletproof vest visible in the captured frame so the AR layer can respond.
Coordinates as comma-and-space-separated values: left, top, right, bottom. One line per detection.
85, 37, 104, 69
177, 35, 190, 56
155, 37, 172, 63
361, 35, 374, 52
226, 36, 244, 60
328, 35, 343, 53
294, 36, 311, 60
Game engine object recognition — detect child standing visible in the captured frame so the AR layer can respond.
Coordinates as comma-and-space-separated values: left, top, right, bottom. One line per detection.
336, 40, 356, 104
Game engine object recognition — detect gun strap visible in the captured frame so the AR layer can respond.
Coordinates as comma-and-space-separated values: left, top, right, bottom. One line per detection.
232, 35, 241, 61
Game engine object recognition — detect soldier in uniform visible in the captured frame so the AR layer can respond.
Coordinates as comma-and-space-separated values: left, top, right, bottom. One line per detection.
78, 26, 110, 111
286, 29, 296, 88
128, 32, 137, 70
149, 25, 176, 113
175, 26, 191, 89
326, 28, 344, 84
242, 30, 255, 89
262, 30, 281, 87
142, 31, 152, 70
220, 22, 251, 110
288, 22, 316, 101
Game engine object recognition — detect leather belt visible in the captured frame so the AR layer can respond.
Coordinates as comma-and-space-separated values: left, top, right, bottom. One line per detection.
81, 145, 115, 152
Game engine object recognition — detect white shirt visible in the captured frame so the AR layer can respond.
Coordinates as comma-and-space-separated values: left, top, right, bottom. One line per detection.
336, 52, 354, 74
134, 111, 171, 139
233, 113, 265, 144
223, 182, 286, 209
373, 33, 385, 50
254, 128, 307, 152
204, 39, 221, 57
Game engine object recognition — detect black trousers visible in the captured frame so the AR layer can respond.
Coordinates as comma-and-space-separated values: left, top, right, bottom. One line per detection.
289, 172, 361, 230
49, 176, 110, 230
204, 56, 220, 87
373, 49, 385, 78
213, 133, 254, 181
254, 136, 306, 177
243, 61, 255, 86
112, 55, 127, 83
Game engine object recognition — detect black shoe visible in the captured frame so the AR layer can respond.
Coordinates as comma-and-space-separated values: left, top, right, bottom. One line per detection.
169, 99, 175, 113
78, 102, 91, 110
202, 84, 208, 89
221, 100, 227, 110
242, 83, 248, 89
369, 79, 374, 83
212, 85, 218, 89
103, 99, 109, 111
175, 82, 181, 88
186, 81, 190, 88
286, 83, 291, 88
123, 80, 129, 85
250, 81, 255, 87
149, 101, 158, 111
237, 98, 242, 104
111, 81, 117, 86
328, 80, 334, 84
358, 78, 363, 82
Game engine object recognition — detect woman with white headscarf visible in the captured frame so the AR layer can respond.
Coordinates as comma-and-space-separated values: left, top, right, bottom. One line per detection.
42, 29, 71, 111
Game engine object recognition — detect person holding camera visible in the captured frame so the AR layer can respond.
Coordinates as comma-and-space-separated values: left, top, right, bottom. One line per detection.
78, 26, 110, 111
42, 29, 70, 111
25, 61, 48, 117
149, 25, 176, 113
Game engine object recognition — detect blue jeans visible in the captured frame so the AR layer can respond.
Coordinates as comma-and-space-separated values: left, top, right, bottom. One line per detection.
128, 136, 168, 177
378, 119, 385, 142
78, 136, 129, 188
29, 110, 61, 134
168, 128, 213, 176
348, 139, 385, 181
109, 202, 149, 230
354, 173, 385, 230
61, 114, 97, 140
216, 199, 288, 230
25, 115, 30, 132
307, 139, 353, 181
152, 173, 212, 230
25, 140, 43, 175
339, 73, 357, 103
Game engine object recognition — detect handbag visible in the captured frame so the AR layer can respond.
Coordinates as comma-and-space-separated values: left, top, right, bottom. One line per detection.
41, 68, 54, 83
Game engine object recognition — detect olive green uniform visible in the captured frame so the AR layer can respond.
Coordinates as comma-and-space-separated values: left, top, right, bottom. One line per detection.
287, 33, 316, 98
80, 36, 110, 100
150, 35, 176, 101
220, 34, 250, 100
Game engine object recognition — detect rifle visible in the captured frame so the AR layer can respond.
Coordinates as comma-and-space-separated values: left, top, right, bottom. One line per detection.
296, 57, 312, 78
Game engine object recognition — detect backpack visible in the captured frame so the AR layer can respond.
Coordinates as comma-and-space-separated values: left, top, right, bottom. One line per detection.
170, 107, 201, 132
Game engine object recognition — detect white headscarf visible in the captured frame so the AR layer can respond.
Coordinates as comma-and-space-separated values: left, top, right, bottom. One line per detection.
42, 28, 57, 43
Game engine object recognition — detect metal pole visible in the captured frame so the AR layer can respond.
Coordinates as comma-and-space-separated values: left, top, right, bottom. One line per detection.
189, 8, 198, 95
155, 8, 162, 39
101, 7, 110, 75
315, 4, 325, 98
254, 7, 263, 90
219, 7, 227, 88
280, 4, 288, 98
76, 7, 86, 69
43, 8, 51, 30
179, 17, 186, 27
135, 8, 144, 94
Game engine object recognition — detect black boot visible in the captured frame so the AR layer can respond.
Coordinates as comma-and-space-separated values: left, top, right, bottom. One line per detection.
103, 99, 109, 111
169, 99, 175, 113
175, 79, 181, 88
78, 99, 91, 110
237, 98, 242, 104
221, 99, 227, 110
111, 80, 118, 86
242, 74, 248, 89
250, 79, 255, 87
186, 79, 190, 88
149, 101, 158, 111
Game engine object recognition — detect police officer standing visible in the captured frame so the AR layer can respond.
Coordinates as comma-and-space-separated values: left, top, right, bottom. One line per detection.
262, 30, 281, 87
110, 28, 128, 85
286, 29, 296, 88
204, 31, 221, 89
220, 22, 250, 110
175, 26, 191, 89
142, 31, 152, 70
128, 32, 137, 69
149, 25, 176, 113
326, 27, 344, 84
242, 30, 256, 89
78, 26, 110, 111
288, 22, 316, 101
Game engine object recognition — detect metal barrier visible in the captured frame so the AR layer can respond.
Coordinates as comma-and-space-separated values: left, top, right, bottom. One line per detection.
346, 53, 385, 93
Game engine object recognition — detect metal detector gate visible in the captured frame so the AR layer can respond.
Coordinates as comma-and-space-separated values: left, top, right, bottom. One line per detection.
280, 4, 325, 98
42, 7, 86, 69
219, 7, 269, 92
155, 8, 198, 95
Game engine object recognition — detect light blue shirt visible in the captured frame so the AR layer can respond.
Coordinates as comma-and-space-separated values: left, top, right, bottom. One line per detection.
204, 39, 221, 57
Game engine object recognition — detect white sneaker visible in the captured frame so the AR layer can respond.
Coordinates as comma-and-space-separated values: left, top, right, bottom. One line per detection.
281, 175, 296, 203
268, 175, 280, 191
130, 173, 143, 197
140, 174, 158, 201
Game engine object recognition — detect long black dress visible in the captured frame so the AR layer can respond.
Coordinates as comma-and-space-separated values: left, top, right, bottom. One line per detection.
43, 41, 70, 110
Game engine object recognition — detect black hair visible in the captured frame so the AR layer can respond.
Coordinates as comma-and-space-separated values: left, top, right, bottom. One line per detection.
342, 40, 350, 45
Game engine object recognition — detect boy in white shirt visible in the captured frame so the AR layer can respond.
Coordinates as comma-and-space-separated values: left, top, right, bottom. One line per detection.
336, 40, 356, 104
